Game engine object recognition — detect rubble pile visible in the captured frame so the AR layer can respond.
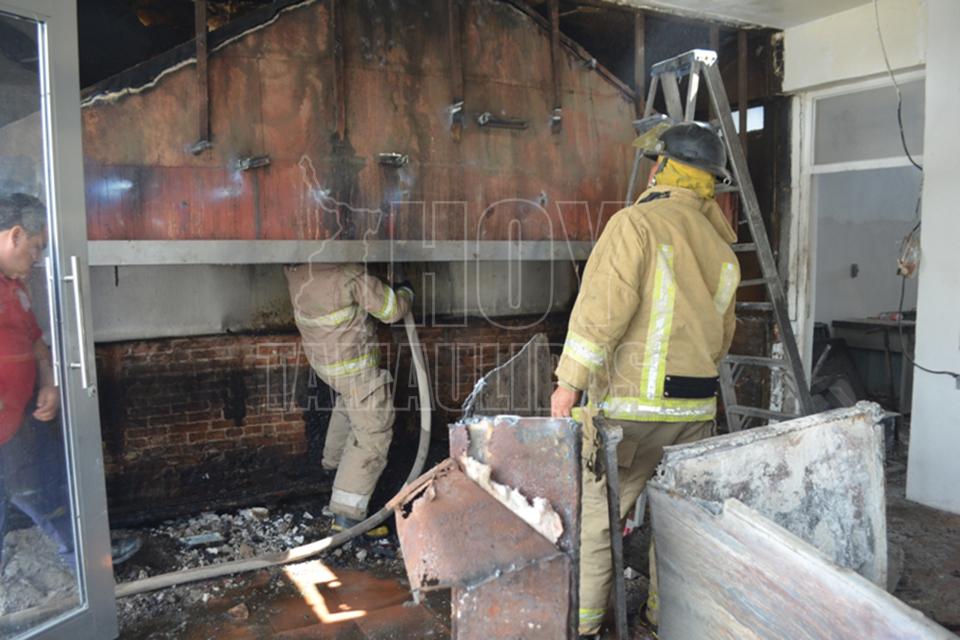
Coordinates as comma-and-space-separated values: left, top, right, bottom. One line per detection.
114, 504, 405, 636
116, 506, 317, 581
0, 527, 77, 617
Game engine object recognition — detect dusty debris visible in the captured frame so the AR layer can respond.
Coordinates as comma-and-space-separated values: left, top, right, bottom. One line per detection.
182, 533, 224, 548
111, 498, 406, 635
0, 527, 77, 618
226, 603, 249, 620
459, 454, 563, 544
239, 507, 269, 521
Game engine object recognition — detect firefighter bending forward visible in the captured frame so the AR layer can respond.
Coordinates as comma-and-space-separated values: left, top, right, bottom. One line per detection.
285, 263, 413, 537
550, 122, 740, 637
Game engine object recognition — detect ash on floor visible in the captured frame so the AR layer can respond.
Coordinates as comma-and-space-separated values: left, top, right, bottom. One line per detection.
114, 503, 409, 636
0, 527, 77, 616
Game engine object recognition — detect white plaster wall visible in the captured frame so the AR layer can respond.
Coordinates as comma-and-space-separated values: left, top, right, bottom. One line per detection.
783, 0, 926, 92
906, 0, 960, 515
813, 168, 920, 324
89, 262, 577, 342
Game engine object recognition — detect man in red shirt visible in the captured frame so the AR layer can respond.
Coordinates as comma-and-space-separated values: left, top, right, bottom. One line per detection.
0, 193, 69, 569
0, 194, 141, 573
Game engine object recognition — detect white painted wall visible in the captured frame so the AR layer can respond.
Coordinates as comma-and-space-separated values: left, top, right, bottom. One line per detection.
813, 168, 920, 324
783, 0, 926, 93
89, 262, 577, 342
906, 0, 960, 515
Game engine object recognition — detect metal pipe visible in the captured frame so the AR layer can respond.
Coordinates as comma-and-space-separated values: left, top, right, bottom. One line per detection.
193, 0, 210, 151
600, 420, 627, 640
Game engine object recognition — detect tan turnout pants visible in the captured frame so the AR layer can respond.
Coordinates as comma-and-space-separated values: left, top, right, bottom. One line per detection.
578, 419, 715, 635
321, 368, 395, 520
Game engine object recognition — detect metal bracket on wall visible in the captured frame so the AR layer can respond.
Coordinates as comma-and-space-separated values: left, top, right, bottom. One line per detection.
378, 152, 409, 168
477, 112, 528, 130
235, 155, 271, 171
449, 100, 464, 137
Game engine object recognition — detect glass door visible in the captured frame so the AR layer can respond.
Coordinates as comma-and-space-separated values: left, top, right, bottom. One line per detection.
0, 1, 117, 638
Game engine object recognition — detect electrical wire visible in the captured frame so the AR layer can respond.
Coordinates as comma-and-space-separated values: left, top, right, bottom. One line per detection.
897, 276, 959, 383
875, 0, 959, 382
873, 0, 922, 172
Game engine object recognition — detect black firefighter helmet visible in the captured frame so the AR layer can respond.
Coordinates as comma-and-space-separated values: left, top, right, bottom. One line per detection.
634, 117, 731, 182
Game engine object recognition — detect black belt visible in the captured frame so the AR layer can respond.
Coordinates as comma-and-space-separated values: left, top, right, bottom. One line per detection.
663, 375, 719, 399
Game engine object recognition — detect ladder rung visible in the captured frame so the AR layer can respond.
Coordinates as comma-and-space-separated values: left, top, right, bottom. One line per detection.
715, 183, 741, 193
738, 278, 769, 288
736, 301, 773, 311
725, 355, 789, 368
732, 243, 756, 253
727, 405, 799, 421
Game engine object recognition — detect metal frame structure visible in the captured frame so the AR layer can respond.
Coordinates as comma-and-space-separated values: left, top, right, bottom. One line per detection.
625, 49, 815, 430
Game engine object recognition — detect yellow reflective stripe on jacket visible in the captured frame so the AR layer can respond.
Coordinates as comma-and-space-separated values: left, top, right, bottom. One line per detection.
714, 262, 738, 314
599, 395, 716, 422
580, 609, 606, 633
562, 331, 605, 371
314, 350, 379, 378
371, 287, 398, 322
295, 304, 358, 328
640, 244, 677, 400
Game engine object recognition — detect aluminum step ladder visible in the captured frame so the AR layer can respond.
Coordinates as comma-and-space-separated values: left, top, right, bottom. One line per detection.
625, 49, 815, 431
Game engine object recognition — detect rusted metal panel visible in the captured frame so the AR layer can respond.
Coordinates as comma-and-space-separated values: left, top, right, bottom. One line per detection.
452, 554, 571, 640
80, 0, 635, 242
390, 459, 563, 592
448, 417, 580, 556
392, 416, 581, 638
645, 403, 958, 639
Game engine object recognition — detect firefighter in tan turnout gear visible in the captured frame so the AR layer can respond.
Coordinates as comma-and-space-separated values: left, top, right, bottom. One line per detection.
550, 122, 740, 638
285, 263, 413, 537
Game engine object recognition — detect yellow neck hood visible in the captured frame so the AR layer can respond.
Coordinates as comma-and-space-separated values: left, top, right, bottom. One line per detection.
652, 157, 715, 200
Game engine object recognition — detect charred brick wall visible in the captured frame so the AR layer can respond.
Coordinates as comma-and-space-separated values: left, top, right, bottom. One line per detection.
95, 315, 569, 525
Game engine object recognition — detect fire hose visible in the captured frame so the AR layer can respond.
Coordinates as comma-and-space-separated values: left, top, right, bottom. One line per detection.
116, 312, 432, 598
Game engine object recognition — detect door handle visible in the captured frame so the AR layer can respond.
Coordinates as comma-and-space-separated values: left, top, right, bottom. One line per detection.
63, 255, 92, 391
43, 256, 61, 388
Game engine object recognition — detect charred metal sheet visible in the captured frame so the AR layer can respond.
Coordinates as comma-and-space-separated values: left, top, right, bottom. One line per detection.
449, 417, 580, 556
654, 401, 887, 585
78, 0, 635, 242
647, 493, 954, 640
645, 403, 957, 639
390, 459, 563, 592
452, 554, 571, 640
448, 416, 581, 638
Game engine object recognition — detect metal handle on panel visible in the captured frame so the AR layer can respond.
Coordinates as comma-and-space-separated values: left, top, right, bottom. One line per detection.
63, 255, 91, 390
43, 257, 61, 388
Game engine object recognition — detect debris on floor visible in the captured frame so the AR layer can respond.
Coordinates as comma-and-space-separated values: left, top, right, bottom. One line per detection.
113, 500, 408, 635
0, 526, 76, 617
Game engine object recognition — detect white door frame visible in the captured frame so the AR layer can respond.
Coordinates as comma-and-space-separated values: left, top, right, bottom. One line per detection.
786, 68, 925, 375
